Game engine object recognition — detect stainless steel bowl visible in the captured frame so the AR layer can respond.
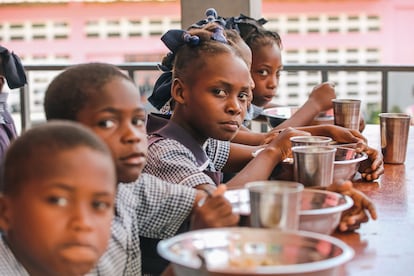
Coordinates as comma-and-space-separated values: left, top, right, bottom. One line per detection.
271, 146, 368, 184
262, 106, 299, 128
299, 189, 353, 234
225, 188, 353, 235
333, 146, 368, 184
157, 227, 354, 276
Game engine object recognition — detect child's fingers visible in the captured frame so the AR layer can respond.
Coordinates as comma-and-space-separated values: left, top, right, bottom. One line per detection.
212, 184, 227, 197
361, 197, 378, 220
328, 180, 353, 193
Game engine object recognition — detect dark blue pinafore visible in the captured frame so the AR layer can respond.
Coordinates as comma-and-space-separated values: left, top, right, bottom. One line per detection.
141, 114, 221, 275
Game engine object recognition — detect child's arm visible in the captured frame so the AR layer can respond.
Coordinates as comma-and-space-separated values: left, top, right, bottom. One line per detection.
231, 125, 267, 146
225, 128, 311, 189
275, 82, 336, 130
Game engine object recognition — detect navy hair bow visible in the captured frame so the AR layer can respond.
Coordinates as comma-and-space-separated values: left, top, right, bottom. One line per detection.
0, 46, 27, 89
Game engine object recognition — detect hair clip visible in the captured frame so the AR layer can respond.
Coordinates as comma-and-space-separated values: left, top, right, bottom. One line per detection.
183, 32, 200, 46
211, 26, 227, 43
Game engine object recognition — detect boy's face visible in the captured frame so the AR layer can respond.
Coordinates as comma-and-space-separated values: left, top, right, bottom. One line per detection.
0, 147, 116, 276
173, 52, 251, 142
76, 77, 148, 183
250, 43, 283, 107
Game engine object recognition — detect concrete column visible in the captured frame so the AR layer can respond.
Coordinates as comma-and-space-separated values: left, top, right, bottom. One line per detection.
180, 0, 262, 29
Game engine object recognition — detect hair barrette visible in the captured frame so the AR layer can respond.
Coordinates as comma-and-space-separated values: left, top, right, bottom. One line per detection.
211, 26, 227, 43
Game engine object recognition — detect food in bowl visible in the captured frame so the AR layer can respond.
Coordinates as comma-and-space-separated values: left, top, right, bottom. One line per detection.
157, 227, 354, 276
262, 106, 299, 127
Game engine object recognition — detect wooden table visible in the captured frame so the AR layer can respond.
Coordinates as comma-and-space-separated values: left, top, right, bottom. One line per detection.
334, 124, 414, 275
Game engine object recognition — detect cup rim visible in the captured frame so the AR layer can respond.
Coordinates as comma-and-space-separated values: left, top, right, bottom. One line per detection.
245, 180, 304, 193
290, 136, 333, 144
332, 99, 361, 104
378, 112, 411, 119
292, 145, 337, 154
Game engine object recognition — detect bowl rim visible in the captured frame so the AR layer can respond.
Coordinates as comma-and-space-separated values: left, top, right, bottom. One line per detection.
299, 189, 354, 216
334, 148, 368, 164
157, 227, 355, 274
261, 106, 299, 118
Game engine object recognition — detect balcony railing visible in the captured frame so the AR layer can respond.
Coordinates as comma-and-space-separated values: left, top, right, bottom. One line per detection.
17, 63, 414, 132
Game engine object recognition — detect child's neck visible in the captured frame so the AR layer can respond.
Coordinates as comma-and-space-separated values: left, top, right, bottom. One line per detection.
170, 116, 208, 146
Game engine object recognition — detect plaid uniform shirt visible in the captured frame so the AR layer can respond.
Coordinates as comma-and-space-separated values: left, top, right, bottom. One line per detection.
0, 236, 29, 275
144, 137, 230, 187
89, 173, 196, 275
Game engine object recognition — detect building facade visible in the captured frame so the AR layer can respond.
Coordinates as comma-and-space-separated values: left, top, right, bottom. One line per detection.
1, 0, 413, 122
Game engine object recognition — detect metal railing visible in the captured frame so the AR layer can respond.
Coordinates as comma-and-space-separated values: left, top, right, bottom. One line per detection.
18, 63, 414, 131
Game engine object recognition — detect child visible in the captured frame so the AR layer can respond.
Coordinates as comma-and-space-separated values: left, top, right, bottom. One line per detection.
43, 62, 239, 275
0, 121, 117, 275
147, 11, 382, 182
146, 25, 378, 232
144, 26, 309, 189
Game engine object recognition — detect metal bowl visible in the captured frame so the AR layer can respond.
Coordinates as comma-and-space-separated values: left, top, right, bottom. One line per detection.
333, 146, 368, 184
157, 227, 354, 276
271, 146, 368, 184
225, 188, 353, 235
262, 106, 299, 128
299, 189, 353, 234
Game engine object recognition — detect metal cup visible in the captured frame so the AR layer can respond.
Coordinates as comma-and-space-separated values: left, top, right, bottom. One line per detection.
332, 99, 361, 130
379, 113, 411, 164
290, 136, 333, 147
246, 181, 303, 231
292, 146, 336, 187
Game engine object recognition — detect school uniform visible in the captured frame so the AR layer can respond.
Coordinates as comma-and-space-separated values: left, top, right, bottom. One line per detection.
145, 113, 230, 186
141, 117, 230, 275
243, 103, 264, 127
0, 236, 29, 275
0, 93, 17, 159
88, 173, 196, 276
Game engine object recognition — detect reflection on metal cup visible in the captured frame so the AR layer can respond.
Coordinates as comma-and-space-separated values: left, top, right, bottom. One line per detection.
290, 136, 332, 147
379, 113, 411, 164
292, 146, 336, 187
246, 181, 303, 231
332, 99, 361, 130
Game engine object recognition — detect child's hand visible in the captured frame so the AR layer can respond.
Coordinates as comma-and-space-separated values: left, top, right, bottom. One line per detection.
191, 184, 239, 229
267, 127, 311, 160
327, 181, 377, 232
324, 125, 367, 145
308, 82, 336, 113
358, 146, 384, 181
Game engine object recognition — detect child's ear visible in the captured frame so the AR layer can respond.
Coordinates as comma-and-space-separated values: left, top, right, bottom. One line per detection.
171, 78, 186, 105
0, 196, 12, 233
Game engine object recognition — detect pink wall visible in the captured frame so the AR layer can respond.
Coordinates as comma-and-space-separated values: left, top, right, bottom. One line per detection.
1, 0, 413, 64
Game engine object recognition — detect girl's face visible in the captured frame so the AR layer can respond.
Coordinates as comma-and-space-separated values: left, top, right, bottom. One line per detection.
1, 147, 116, 276
76, 77, 148, 183
250, 42, 283, 107
172, 52, 251, 144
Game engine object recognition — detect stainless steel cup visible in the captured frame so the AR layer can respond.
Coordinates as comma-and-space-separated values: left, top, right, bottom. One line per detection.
246, 181, 303, 231
332, 99, 361, 130
292, 146, 336, 187
379, 113, 411, 164
290, 136, 332, 147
